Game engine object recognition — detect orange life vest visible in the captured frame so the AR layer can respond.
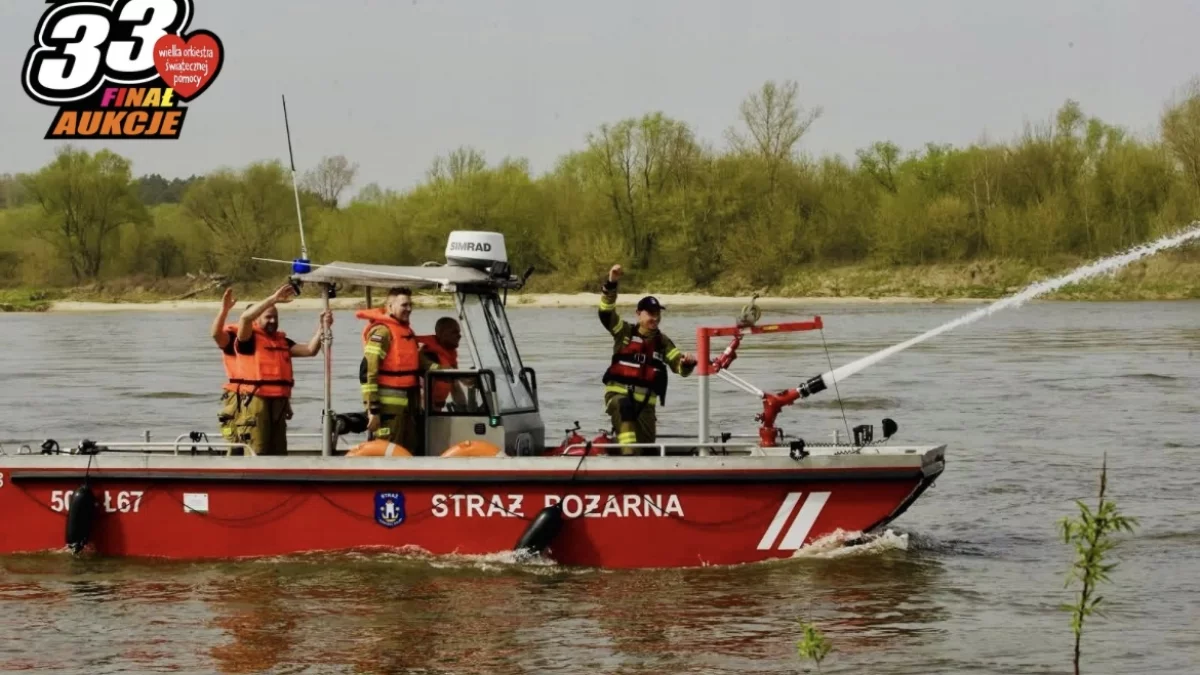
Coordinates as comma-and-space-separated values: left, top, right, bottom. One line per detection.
602, 332, 669, 403
418, 335, 458, 408
242, 325, 294, 398
219, 324, 246, 393
357, 307, 420, 389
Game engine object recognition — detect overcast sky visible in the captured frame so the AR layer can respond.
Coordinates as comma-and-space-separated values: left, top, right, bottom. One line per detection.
3, 0, 1199, 196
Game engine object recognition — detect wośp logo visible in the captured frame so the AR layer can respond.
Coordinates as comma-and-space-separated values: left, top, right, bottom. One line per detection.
21, 0, 224, 140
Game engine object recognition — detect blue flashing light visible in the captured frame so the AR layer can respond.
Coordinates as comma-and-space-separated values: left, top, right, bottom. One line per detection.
292, 257, 312, 274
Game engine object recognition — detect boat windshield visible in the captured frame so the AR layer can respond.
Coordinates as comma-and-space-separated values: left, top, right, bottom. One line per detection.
459, 292, 535, 413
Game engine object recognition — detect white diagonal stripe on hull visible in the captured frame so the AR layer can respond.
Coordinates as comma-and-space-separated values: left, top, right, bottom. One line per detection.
757, 492, 802, 550
778, 492, 830, 550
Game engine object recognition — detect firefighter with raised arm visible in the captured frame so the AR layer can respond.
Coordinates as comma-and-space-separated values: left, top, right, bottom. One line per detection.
211, 287, 246, 443
234, 283, 331, 456
599, 264, 697, 455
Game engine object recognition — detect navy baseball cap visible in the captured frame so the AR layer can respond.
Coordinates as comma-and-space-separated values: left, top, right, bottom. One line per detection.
637, 296, 666, 312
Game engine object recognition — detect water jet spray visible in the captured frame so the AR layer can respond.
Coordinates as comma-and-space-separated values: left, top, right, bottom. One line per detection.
775, 222, 1200, 410
699, 222, 1200, 445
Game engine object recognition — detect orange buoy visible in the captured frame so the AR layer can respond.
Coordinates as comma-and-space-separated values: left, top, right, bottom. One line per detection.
441, 440, 502, 457
345, 440, 413, 457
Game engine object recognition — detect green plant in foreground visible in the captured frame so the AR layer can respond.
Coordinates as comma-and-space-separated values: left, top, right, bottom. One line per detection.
796, 619, 832, 672
1058, 454, 1138, 675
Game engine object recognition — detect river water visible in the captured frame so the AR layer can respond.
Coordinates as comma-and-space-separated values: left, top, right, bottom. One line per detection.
1, 300, 1197, 674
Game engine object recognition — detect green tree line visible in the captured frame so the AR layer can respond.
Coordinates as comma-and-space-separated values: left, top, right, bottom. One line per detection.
2, 78, 1199, 294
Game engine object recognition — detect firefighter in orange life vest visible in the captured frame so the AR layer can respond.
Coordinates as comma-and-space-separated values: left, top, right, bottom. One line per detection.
235, 283, 331, 456
358, 287, 442, 453
211, 287, 247, 442
417, 317, 467, 412
599, 264, 697, 454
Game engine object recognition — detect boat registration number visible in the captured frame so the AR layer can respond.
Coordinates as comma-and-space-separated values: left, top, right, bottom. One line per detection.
50, 490, 144, 514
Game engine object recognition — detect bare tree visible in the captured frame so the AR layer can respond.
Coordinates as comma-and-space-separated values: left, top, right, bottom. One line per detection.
427, 146, 488, 184
301, 155, 359, 207
856, 141, 902, 194
584, 113, 702, 268
727, 80, 823, 194
1161, 77, 1200, 198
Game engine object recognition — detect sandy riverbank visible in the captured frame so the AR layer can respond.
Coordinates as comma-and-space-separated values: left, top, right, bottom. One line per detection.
42, 293, 992, 313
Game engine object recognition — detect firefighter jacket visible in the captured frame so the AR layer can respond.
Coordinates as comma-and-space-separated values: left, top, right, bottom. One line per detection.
358, 308, 439, 414
598, 280, 694, 405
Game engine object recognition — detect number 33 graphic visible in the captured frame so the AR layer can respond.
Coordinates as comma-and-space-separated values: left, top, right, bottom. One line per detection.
22, 0, 193, 103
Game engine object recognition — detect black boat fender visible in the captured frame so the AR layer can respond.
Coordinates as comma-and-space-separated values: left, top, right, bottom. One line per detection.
513, 502, 563, 560
64, 485, 98, 554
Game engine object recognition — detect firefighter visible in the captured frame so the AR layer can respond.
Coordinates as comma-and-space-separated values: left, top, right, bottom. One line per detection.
210, 287, 246, 443
358, 287, 441, 454
417, 317, 465, 412
599, 264, 697, 455
235, 283, 331, 456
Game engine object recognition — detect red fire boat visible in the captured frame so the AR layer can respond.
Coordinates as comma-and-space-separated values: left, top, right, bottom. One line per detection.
0, 231, 945, 569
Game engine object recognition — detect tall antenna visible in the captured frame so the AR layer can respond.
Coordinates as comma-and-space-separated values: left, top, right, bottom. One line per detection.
281, 94, 310, 272
281, 94, 331, 456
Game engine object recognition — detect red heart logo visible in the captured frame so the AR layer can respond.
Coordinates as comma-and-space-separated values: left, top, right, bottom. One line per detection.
152, 30, 224, 101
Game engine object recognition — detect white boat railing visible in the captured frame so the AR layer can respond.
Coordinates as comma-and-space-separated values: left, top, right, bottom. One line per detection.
93, 440, 254, 456
5, 430, 818, 459
561, 441, 766, 457
161, 432, 334, 455
0, 432, 337, 457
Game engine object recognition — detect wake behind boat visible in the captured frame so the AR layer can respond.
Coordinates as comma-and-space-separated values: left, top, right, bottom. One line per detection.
0, 231, 946, 569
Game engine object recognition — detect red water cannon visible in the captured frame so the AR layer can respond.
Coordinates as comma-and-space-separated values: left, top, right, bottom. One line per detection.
756, 389, 801, 445
696, 310, 825, 448
754, 375, 828, 446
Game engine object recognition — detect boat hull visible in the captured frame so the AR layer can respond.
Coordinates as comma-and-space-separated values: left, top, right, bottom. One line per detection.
0, 449, 944, 568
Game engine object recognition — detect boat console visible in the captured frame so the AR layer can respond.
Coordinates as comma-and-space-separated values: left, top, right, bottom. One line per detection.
293, 230, 547, 456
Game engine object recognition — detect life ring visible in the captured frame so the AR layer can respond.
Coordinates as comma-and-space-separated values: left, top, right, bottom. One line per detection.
346, 440, 412, 457
441, 440, 502, 457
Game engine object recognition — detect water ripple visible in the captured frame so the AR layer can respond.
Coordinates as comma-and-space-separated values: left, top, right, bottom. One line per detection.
1, 302, 1198, 673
